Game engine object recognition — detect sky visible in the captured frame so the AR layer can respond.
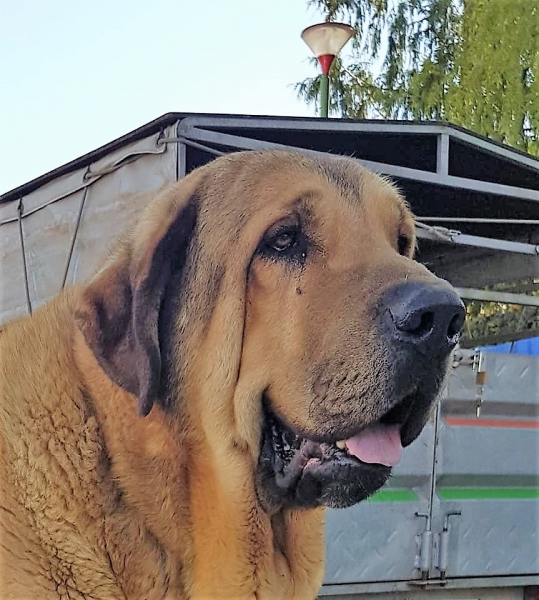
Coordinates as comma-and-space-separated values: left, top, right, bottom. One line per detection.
0, 0, 330, 195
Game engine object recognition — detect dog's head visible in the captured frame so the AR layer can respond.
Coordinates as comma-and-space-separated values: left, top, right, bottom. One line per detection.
76, 151, 464, 512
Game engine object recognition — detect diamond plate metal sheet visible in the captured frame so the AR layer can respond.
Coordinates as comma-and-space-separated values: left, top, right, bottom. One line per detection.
480, 352, 539, 405
323, 422, 435, 584
325, 349, 539, 586
434, 352, 539, 579
447, 352, 539, 410
323, 501, 426, 584
439, 425, 538, 477
431, 498, 539, 578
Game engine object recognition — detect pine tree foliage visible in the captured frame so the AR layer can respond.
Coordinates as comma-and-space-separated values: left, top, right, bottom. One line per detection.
299, 0, 539, 153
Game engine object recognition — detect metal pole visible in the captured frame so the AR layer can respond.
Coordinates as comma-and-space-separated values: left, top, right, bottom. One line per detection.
320, 74, 329, 118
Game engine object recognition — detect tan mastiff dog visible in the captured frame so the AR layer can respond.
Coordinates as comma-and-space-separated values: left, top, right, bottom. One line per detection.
0, 151, 464, 599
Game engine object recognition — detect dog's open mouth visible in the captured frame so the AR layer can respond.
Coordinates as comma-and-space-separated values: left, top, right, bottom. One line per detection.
255, 392, 428, 512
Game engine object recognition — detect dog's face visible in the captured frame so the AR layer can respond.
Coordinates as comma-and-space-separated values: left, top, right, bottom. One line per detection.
77, 151, 464, 513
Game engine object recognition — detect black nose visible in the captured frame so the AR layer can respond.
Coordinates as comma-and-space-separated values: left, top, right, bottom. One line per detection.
384, 281, 465, 356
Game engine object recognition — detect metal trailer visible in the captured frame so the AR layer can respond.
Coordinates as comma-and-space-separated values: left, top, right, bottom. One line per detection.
1, 113, 538, 600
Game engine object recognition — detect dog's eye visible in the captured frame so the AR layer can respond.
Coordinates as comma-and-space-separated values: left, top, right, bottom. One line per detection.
269, 230, 297, 252
258, 220, 306, 263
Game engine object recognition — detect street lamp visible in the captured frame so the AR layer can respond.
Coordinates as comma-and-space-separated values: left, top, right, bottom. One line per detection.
301, 22, 354, 118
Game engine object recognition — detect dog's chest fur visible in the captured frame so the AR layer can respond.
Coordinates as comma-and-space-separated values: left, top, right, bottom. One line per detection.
0, 295, 324, 599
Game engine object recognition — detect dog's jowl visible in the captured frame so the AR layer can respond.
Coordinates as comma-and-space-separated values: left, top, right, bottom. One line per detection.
0, 151, 464, 599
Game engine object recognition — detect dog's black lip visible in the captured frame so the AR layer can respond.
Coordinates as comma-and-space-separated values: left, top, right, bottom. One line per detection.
257, 398, 399, 511
265, 389, 421, 448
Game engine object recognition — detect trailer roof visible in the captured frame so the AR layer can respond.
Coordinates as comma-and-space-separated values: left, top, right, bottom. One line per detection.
1, 111, 537, 195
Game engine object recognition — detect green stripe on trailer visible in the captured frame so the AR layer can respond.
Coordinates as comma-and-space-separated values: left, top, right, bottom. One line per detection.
438, 487, 539, 501
367, 489, 418, 503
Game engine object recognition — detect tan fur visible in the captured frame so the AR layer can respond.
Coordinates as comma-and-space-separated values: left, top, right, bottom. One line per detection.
1, 151, 440, 599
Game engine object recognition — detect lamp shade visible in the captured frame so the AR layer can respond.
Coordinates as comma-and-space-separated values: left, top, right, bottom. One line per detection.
301, 22, 354, 67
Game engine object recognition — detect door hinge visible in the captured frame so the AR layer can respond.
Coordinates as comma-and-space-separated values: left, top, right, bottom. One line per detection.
414, 512, 432, 581
412, 510, 462, 587
435, 511, 462, 584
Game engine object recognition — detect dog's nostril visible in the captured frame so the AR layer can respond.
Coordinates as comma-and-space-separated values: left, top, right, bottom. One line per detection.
448, 311, 465, 340
395, 309, 435, 338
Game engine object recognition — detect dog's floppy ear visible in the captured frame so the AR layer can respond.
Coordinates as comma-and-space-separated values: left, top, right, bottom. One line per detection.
75, 187, 198, 416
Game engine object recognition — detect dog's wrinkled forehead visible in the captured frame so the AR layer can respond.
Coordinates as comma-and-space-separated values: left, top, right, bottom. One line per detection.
312, 155, 367, 200
191, 151, 410, 263
313, 154, 408, 214
202, 150, 397, 211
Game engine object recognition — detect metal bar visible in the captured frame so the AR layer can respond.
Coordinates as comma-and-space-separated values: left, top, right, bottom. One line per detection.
61, 184, 89, 290
177, 139, 187, 180
182, 126, 539, 204
17, 199, 32, 315
456, 287, 539, 307
177, 115, 449, 137
432, 252, 539, 289
175, 120, 187, 181
428, 400, 442, 530
180, 138, 226, 156
418, 217, 539, 225
360, 160, 539, 204
177, 115, 539, 173
437, 133, 449, 175
162, 135, 226, 158
416, 226, 539, 255
320, 574, 539, 595
182, 126, 318, 156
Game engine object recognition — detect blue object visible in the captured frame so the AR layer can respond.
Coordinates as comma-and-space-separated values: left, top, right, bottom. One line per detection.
479, 336, 539, 356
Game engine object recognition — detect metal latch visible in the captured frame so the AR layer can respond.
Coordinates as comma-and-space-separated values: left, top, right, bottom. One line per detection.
414, 512, 432, 581
473, 352, 488, 416
436, 511, 462, 584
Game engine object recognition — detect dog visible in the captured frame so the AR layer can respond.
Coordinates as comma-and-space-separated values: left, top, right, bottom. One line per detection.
0, 150, 464, 599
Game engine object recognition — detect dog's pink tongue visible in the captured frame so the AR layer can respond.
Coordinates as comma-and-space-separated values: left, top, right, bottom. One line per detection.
345, 424, 403, 467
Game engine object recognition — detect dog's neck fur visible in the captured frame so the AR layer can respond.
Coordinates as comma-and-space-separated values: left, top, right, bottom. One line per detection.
74, 327, 325, 600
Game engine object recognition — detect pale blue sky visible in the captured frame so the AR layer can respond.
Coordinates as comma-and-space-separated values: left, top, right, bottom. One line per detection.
1, 0, 332, 194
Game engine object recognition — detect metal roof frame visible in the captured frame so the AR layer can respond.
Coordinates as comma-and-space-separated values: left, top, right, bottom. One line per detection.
175, 133, 539, 258
166, 116, 539, 251
176, 123, 539, 209
177, 114, 539, 174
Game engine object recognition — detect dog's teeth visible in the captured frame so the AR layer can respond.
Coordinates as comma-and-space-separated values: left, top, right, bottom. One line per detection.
335, 440, 346, 450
